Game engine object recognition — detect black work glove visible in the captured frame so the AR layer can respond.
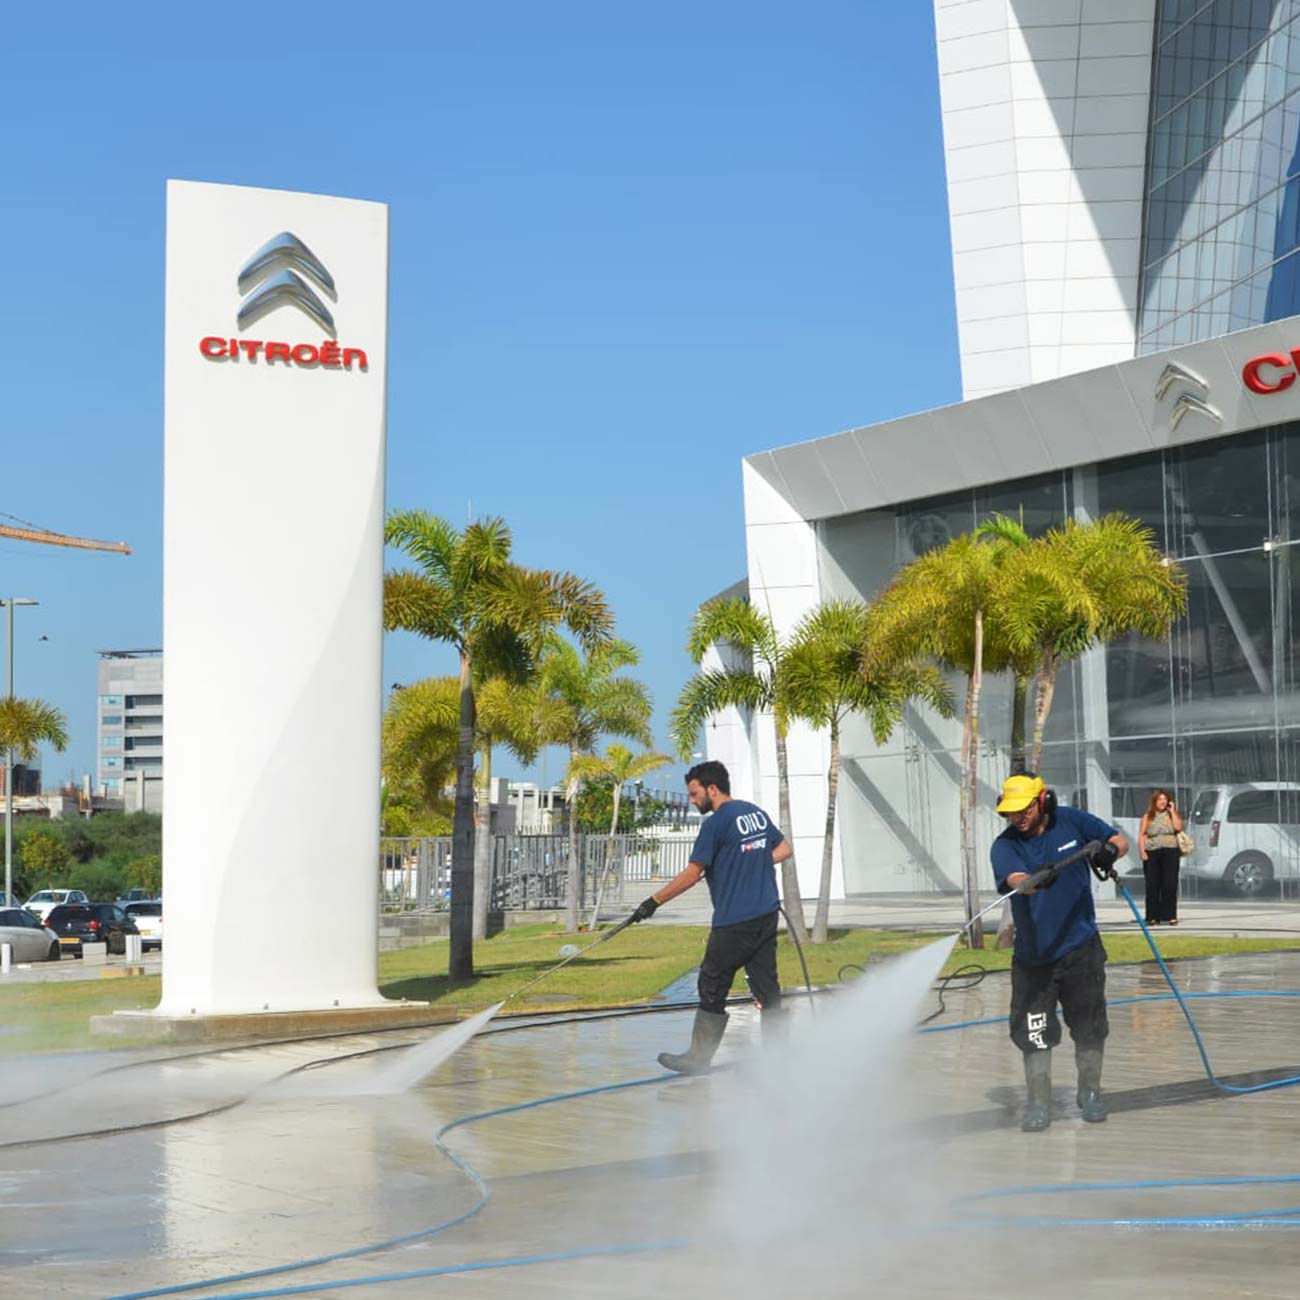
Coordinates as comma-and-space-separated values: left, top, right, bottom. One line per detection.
629, 896, 660, 924
1087, 840, 1120, 881
1020, 865, 1060, 893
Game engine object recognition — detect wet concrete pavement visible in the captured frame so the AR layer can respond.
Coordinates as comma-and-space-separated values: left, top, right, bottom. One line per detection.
7, 951, 1300, 1298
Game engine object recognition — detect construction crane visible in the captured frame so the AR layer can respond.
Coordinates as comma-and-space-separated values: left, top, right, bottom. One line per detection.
0, 519, 130, 555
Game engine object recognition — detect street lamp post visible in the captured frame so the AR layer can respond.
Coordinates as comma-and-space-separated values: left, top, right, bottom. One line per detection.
3, 599, 38, 909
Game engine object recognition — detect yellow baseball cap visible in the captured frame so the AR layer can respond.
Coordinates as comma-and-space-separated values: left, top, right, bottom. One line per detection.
996, 774, 1045, 814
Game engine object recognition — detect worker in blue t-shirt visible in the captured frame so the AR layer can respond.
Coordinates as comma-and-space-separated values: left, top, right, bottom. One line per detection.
991, 773, 1129, 1132
624, 759, 792, 1074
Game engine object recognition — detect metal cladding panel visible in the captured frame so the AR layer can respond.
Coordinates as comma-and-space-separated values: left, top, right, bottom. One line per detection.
853, 413, 948, 506
747, 315, 1300, 518
806, 431, 884, 513
1015, 365, 1150, 466
160, 180, 389, 1017
743, 454, 802, 525
769, 444, 846, 520
927, 389, 1053, 485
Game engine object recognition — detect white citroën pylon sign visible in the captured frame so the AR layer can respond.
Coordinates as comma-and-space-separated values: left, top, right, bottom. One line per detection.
159, 180, 389, 1015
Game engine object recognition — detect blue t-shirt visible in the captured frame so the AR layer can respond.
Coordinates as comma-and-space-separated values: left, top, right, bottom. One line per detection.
690, 799, 784, 927
990, 805, 1119, 966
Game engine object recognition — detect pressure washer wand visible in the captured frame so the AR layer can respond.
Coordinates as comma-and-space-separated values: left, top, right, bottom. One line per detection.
957, 840, 1105, 936
503, 914, 638, 1009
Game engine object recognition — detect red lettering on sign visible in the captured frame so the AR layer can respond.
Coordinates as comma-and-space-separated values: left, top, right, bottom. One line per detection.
1243, 353, 1297, 394
198, 336, 369, 370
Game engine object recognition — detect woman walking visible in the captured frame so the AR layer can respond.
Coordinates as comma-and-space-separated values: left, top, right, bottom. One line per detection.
1139, 789, 1184, 925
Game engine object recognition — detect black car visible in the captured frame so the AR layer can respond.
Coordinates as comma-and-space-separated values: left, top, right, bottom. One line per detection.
44, 903, 140, 957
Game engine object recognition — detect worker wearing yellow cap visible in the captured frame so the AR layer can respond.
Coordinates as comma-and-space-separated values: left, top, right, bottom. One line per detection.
991, 774, 1129, 1133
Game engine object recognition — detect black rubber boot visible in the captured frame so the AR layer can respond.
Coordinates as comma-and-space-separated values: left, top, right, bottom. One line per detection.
658, 1009, 728, 1075
1076, 1045, 1107, 1123
1021, 1051, 1052, 1132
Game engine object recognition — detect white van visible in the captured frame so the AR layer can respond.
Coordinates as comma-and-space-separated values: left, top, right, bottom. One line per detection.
1184, 783, 1300, 896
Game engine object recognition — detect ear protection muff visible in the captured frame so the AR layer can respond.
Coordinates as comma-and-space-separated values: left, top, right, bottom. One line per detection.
1041, 788, 1058, 816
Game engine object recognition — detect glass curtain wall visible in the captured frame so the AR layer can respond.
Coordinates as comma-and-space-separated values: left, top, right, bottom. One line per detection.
819, 419, 1300, 900
1139, 1, 1300, 350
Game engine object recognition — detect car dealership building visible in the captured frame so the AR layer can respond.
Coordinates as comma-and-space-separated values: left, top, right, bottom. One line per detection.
712, 3, 1300, 898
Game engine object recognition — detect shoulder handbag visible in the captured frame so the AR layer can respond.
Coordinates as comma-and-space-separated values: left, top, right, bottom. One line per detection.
1176, 830, 1194, 854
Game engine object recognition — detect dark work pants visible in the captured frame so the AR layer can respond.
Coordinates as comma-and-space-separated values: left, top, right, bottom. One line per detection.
1009, 935, 1108, 1056
698, 909, 782, 1015
1143, 847, 1181, 923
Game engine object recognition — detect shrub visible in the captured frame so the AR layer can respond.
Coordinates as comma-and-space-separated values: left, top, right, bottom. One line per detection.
125, 854, 162, 896
67, 862, 127, 902
20, 830, 71, 889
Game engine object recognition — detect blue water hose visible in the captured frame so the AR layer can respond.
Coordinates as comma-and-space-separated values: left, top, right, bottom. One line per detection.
98, 1075, 674, 1300
93, 897, 1300, 1299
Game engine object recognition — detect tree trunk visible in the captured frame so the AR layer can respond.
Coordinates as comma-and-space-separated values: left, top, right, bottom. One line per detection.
472, 738, 493, 942
450, 651, 477, 980
1030, 649, 1060, 775
960, 611, 985, 949
812, 716, 840, 944
588, 780, 622, 929
564, 752, 581, 933
775, 727, 809, 943
1009, 671, 1031, 774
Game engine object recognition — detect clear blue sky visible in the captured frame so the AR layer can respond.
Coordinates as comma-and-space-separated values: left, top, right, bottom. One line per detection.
0, 1, 961, 790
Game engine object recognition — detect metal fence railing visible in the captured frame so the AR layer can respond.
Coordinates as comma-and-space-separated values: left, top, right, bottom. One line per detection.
379, 832, 697, 915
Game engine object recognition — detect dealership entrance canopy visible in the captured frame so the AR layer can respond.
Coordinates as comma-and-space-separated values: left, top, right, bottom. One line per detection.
720, 318, 1300, 900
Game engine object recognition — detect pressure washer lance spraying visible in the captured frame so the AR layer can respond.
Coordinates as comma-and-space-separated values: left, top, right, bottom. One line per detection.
501, 914, 641, 1008
958, 840, 1116, 937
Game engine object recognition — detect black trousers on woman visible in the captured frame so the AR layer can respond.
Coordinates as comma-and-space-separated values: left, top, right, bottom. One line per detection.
1143, 846, 1181, 922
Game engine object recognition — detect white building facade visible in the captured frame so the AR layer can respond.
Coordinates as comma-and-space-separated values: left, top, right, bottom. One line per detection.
720, 2, 1300, 901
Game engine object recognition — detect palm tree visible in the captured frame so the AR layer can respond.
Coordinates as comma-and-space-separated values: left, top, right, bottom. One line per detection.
670, 597, 809, 944
1021, 515, 1186, 772
537, 637, 653, 932
472, 676, 558, 938
0, 697, 68, 761
566, 743, 671, 929
0, 697, 67, 908
972, 514, 1041, 774
783, 601, 954, 943
865, 535, 1013, 947
383, 511, 612, 978
382, 677, 458, 834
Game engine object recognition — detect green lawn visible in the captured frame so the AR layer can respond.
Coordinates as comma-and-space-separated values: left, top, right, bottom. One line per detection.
3, 923, 1298, 1055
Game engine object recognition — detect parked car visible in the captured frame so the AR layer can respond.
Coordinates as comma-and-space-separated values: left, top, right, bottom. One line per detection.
44, 903, 139, 957
0, 908, 60, 962
1183, 783, 1300, 897
124, 901, 162, 949
24, 889, 89, 922
118, 888, 153, 905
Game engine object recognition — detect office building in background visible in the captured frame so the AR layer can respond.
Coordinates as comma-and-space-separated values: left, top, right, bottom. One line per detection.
97, 649, 163, 812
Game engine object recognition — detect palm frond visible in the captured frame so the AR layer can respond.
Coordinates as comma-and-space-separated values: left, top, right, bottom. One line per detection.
687, 596, 777, 668
0, 697, 68, 760
383, 570, 459, 643
670, 668, 771, 761
384, 510, 460, 583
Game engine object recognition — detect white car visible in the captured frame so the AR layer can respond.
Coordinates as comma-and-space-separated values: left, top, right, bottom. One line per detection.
23, 889, 88, 922
1184, 783, 1300, 897
124, 901, 162, 949
0, 907, 60, 961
